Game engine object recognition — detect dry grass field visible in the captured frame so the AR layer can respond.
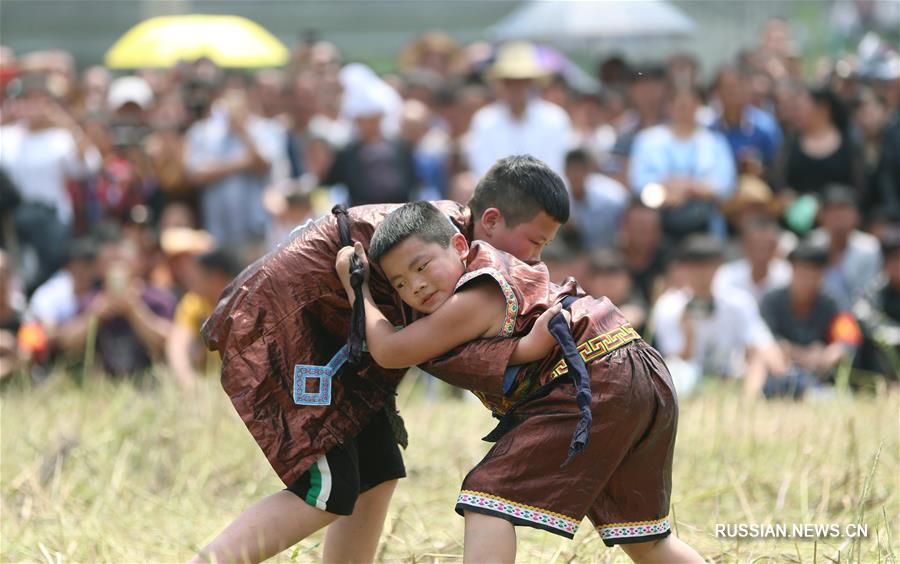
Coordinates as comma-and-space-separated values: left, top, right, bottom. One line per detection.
2, 371, 897, 562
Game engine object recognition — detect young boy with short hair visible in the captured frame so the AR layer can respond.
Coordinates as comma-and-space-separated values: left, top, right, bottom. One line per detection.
336, 201, 703, 563
193, 155, 571, 563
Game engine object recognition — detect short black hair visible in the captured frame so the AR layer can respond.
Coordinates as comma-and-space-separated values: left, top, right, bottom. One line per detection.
788, 239, 829, 266
369, 201, 457, 264
565, 148, 592, 167
468, 155, 569, 227
676, 234, 724, 263
198, 248, 243, 278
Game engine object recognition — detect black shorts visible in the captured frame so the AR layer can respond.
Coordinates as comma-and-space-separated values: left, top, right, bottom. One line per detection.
285, 409, 406, 515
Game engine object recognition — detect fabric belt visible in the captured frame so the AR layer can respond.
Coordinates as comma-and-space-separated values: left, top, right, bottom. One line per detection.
485, 309, 641, 467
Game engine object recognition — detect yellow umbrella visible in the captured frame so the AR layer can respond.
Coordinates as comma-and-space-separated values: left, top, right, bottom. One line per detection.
105, 14, 289, 69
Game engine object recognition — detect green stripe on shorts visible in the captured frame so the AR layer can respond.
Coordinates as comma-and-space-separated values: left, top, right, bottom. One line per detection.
305, 460, 322, 508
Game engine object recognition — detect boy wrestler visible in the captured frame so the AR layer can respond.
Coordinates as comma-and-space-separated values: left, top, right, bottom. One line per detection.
194, 156, 569, 563
335, 201, 703, 563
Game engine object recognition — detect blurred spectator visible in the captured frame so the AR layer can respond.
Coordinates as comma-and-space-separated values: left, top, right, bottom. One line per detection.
184, 82, 283, 252
0, 249, 25, 379
56, 237, 175, 377
323, 86, 418, 206
722, 174, 782, 233
398, 31, 463, 80
775, 87, 865, 199
584, 247, 647, 333
284, 74, 318, 179
714, 216, 792, 304
563, 148, 628, 249
79, 65, 111, 116
263, 180, 318, 248
853, 228, 900, 379
569, 91, 618, 171
466, 42, 572, 179
651, 235, 785, 396
609, 64, 668, 179
400, 99, 448, 199
759, 240, 862, 399
597, 54, 630, 90
667, 53, 700, 90
853, 86, 900, 217
812, 184, 882, 309
712, 65, 783, 178
0, 74, 101, 292
158, 227, 214, 298
24, 238, 98, 350
629, 85, 736, 240
166, 248, 242, 391
618, 202, 667, 303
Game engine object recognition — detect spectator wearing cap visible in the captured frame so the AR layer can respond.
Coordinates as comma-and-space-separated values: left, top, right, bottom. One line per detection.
184, 79, 285, 253
563, 148, 628, 249
853, 228, 900, 380
712, 65, 783, 179
714, 216, 792, 305
584, 247, 648, 333
629, 85, 737, 241
758, 240, 862, 399
650, 235, 785, 397
0, 74, 101, 292
811, 184, 882, 309
465, 42, 572, 179
322, 80, 418, 207
166, 248, 242, 391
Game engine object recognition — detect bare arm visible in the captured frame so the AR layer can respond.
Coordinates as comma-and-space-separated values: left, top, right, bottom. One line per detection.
165, 324, 200, 390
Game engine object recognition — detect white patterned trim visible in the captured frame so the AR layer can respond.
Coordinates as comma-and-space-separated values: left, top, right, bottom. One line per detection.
454, 267, 518, 336
457, 490, 580, 536
597, 516, 670, 541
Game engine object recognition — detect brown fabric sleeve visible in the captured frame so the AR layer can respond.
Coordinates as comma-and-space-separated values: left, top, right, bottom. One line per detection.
421, 336, 519, 397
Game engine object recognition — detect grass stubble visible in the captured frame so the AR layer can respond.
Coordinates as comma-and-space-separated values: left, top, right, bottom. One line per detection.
1, 370, 897, 563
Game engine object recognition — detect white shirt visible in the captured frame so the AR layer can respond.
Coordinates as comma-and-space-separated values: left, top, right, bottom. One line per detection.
713, 258, 792, 305
465, 98, 572, 179
651, 286, 774, 378
25, 270, 79, 326
0, 124, 100, 224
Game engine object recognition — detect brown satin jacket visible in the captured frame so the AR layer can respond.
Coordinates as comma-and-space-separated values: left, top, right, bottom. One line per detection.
437, 242, 635, 415
201, 201, 519, 485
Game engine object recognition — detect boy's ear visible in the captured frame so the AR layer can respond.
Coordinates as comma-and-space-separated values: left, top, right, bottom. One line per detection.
479, 208, 504, 236
451, 232, 469, 259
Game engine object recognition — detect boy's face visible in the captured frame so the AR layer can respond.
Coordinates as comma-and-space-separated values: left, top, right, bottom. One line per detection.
476, 209, 561, 263
379, 234, 469, 314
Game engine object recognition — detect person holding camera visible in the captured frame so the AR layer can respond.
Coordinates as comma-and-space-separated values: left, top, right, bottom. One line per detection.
650, 235, 786, 397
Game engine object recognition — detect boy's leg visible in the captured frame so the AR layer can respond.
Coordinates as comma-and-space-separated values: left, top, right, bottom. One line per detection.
322, 479, 398, 562
322, 408, 407, 562
619, 535, 704, 564
463, 511, 516, 564
191, 490, 337, 563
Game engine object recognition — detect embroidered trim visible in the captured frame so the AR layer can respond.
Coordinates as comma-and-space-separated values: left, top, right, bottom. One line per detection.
597, 516, 670, 541
457, 490, 580, 536
548, 324, 640, 380
455, 267, 518, 336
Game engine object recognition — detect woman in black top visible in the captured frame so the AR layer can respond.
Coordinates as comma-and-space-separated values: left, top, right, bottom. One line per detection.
775, 87, 865, 200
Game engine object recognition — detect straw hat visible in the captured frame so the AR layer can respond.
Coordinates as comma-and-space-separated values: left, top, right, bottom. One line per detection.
488, 41, 549, 80
160, 227, 214, 256
723, 174, 782, 222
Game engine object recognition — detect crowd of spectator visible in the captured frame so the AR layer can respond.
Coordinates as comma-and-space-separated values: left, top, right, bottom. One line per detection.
0, 17, 898, 399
